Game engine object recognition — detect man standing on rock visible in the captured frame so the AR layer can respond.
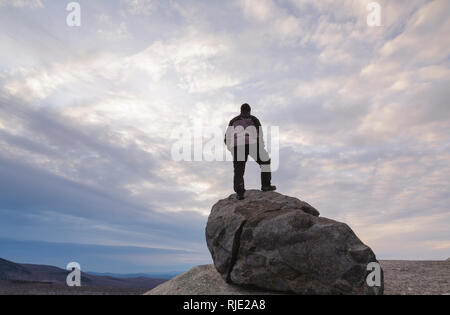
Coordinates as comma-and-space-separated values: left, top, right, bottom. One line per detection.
224, 103, 276, 200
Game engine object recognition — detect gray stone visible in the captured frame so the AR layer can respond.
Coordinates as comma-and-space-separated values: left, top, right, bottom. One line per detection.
205, 190, 383, 295
145, 264, 285, 295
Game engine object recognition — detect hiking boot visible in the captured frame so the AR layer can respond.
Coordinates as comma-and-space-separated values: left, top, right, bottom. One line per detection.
237, 193, 245, 200
261, 185, 277, 192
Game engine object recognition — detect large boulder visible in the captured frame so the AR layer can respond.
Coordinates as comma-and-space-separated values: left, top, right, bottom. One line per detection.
205, 190, 383, 295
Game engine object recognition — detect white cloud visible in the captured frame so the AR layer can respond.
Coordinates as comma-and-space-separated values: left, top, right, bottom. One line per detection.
238, 0, 277, 21
0, 0, 43, 8
121, 0, 156, 15
237, 0, 303, 43
4, 53, 123, 101
4, 27, 240, 102
380, 0, 450, 63
296, 77, 341, 98
97, 22, 130, 41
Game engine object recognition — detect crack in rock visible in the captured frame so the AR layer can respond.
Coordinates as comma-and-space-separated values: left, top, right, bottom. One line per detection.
225, 219, 247, 283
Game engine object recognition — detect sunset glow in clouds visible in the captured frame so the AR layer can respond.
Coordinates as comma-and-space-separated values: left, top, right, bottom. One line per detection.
0, 0, 449, 272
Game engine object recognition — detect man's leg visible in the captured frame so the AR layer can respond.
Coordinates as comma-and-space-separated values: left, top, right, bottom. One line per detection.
249, 143, 276, 191
233, 145, 249, 198
233, 160, 246, 196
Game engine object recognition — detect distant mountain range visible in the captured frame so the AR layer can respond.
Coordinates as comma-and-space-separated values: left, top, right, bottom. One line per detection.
0, 257, 168, 294
86, 271, 182, 280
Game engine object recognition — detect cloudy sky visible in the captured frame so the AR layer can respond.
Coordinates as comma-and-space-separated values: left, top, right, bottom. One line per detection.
0, 0, 449, 273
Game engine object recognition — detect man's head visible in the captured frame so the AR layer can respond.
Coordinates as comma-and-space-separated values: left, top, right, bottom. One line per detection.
241, 103, 251, 114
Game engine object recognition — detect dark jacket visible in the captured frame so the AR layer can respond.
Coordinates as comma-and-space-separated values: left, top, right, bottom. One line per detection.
224, 113, 263, 148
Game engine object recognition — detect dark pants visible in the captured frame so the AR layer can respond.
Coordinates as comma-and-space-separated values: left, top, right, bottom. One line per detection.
232, 143, 272, 195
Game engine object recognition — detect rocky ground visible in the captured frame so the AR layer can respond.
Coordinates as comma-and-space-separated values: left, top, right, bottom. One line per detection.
0, 280, 152, 295
146, 260, 450, 295
380, 260, 449, 295
1, 260, 448, 295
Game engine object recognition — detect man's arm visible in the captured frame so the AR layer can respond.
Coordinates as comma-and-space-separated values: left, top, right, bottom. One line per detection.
224, 118, 234, 145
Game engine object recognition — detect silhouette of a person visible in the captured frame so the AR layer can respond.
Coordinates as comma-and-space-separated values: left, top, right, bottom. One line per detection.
224, 103, 276, 200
